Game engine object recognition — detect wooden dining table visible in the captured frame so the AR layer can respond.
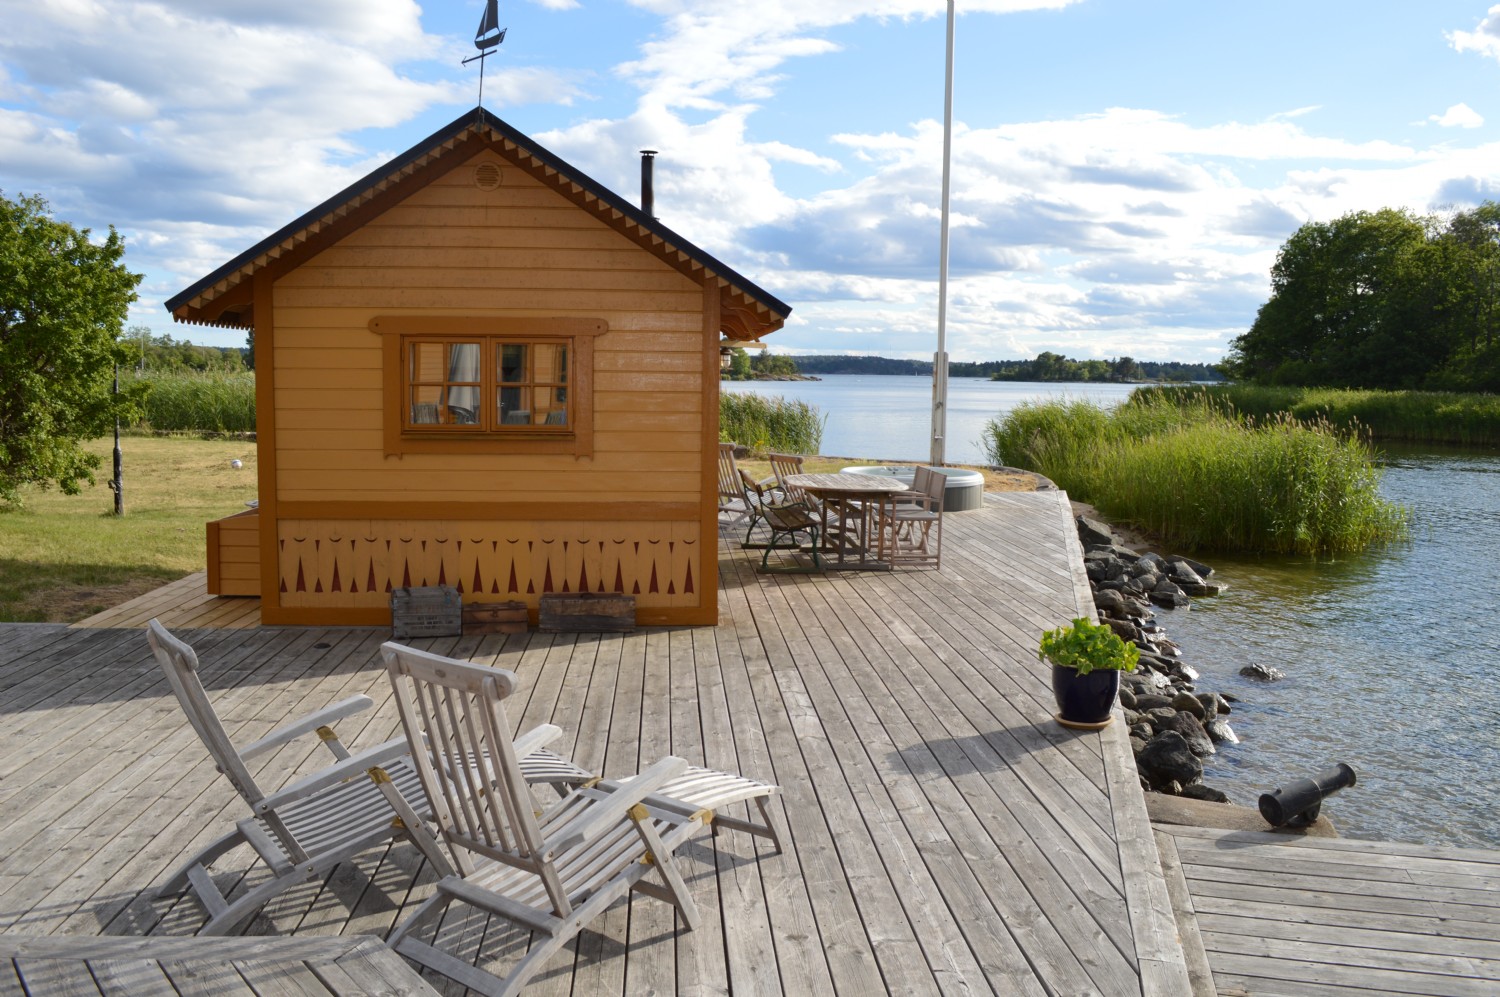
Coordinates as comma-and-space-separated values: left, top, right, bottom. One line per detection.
781, 472, 909, 570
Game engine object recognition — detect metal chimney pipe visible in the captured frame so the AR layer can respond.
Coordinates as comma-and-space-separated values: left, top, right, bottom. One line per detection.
640, 149, 658, 219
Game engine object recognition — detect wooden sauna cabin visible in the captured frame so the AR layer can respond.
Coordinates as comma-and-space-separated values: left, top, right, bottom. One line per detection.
168, 108, 790, 627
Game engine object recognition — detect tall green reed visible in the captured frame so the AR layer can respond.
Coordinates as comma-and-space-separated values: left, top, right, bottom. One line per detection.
984, 398, 1407, 555
1138, 384, 1500, 446
126, 370, 257, 433
720, 392, 825, 455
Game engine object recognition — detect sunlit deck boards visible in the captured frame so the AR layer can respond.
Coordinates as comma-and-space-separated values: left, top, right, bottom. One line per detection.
0, 492, 1191, 994
71, 572, 261, 630
1157, 823, 1500, 997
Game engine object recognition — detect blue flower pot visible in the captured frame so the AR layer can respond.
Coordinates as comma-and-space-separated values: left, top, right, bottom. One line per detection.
1051, 665, 1121, 728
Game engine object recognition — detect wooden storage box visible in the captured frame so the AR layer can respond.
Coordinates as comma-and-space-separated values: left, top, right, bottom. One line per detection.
390, 585, 462, 638
538, 593, 636, 633
463, 600, 528, 635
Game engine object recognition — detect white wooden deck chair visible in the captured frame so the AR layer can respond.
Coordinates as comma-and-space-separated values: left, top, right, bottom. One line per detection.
145, 620, 592, 935
376, 643, 723, 996
879, 465, 945, 568
717, 442, 754, 526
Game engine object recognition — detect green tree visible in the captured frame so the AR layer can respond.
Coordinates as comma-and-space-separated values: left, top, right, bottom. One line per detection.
751, 352, 799, 377
727, 346, 751, 380
1111, 356, 1143, 382
0, 192, 143, 503
1218, 207, 1500, 389
1225, 209, 1434, 387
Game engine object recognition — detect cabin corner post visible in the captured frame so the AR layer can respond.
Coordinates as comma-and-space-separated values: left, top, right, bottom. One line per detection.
252, 271, 283, 620
700, 280, 724, 625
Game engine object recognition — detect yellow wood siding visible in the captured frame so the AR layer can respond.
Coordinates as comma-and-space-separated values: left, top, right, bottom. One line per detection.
271, 149, 706, 507
206, 509, 260, 596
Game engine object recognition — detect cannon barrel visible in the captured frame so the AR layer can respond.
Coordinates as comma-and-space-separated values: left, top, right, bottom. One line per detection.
1258, 763, 1357, 828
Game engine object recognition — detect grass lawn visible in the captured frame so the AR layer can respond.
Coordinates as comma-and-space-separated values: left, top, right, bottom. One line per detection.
0, 435, 258, 622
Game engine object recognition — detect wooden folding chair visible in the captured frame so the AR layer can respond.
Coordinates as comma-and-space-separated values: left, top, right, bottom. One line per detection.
377, 643, 780, 995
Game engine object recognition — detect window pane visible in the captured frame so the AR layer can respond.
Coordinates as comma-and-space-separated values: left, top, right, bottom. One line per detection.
410, 342, 446, 381
499, 386, 529, 424
447, 385, 480, 424
533, 343, 566, 385
448, 342, 481, 382
410, 385, 443, 424
535, 386, 567, 426
499, 344, 527, 383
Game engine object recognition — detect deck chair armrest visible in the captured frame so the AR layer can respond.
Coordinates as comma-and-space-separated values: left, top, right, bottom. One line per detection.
239, 695, 375, 761
512, 723, 564, 759
254, 736, 410, 813
544, 755, 687, 855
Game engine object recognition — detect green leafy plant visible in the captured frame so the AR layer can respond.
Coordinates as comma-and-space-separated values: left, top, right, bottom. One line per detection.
1037, 617, 1139, 675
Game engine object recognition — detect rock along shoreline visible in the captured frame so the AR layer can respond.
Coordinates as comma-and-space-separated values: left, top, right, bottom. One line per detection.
1074, 513, 1265, 804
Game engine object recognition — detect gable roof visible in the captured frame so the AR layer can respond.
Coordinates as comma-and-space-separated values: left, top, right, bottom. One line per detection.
165, 107, 790, 339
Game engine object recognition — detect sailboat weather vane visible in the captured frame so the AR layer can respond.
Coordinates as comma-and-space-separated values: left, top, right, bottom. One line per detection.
464, 0, 507, 107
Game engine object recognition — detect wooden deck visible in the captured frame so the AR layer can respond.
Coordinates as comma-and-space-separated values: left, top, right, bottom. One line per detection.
4, 491, 1192, 994
1157, 824, 1500, 997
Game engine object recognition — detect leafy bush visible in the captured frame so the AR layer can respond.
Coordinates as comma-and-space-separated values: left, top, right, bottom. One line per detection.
1038, 618, 1138, 674
720, 392, 825, 455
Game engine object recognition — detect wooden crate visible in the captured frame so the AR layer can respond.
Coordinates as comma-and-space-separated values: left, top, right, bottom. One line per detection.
538, 593, 636, 633
463, 600, 528, 635
390, 585, 462, 638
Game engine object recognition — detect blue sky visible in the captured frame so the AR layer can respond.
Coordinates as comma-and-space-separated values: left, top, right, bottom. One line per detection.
5, 1, 1500, 364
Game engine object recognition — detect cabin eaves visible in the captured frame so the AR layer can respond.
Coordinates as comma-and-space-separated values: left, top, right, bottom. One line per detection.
164, 107, 790, 341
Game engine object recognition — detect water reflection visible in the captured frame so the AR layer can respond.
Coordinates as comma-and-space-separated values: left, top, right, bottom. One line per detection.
1170, 444, 1500, 848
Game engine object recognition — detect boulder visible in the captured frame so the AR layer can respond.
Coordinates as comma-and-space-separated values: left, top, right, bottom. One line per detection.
1135, 552, 1168, 573
1104, 617, 1140, 643
1132, 693, 1175, 712
1180, 783, 1230, 804
1149, 578, 1192, 609
1076, 516, 1116, 548
1143, 706, 1180, 730
1204, 719, 1239, 745
1172, 555, 1215, 579
1239, 662, 1285, 682
1170, 691, 1207, 720
1168, 561, 1205, 587
1139, 741, 1195, 788
1093, 589, 1130, 618
1118, 688, 1138, 711
1196, 692, 1230, 716
1161, 712, 1216, 756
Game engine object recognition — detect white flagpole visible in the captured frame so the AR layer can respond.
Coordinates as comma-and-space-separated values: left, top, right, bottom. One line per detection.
930, 0, 955, 467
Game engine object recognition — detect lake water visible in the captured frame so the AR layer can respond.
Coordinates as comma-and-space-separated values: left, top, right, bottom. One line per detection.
724, 375, 1139, 465
726, 375, 1500, 848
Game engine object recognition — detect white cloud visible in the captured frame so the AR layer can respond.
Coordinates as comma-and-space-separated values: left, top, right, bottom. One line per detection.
1448, 5, 1500, 61
1432, 102, 1484, 128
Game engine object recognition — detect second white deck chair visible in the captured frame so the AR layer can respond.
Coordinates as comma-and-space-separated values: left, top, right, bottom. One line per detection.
376, 643, 716, 996
717, 442, 754, 526
146, 620, 591, 935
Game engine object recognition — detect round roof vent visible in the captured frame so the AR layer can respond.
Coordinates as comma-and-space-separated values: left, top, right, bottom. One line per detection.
473, 163, 503, 190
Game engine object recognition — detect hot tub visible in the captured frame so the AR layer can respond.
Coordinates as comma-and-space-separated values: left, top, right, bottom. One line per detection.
839, 465, 986, 512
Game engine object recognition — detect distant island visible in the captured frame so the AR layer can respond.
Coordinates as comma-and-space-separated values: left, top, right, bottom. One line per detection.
788, 352, 1225, 383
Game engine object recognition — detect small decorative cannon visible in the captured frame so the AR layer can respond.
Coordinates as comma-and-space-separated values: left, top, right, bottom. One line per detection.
1258, 763, 1357, 828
